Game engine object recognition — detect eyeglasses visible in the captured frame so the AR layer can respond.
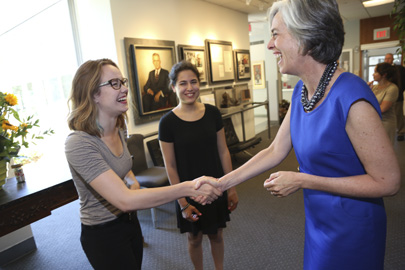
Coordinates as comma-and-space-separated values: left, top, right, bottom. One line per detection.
99, 78, 128, 90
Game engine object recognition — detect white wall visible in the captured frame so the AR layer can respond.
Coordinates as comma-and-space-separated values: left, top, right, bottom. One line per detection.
249, 19, 280, 124
109, 0, 250, 135
343, 20, 361, 76
72, 0, 362, 132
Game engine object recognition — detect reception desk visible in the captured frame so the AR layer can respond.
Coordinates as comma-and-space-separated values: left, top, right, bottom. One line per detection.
0, 161, 76, 237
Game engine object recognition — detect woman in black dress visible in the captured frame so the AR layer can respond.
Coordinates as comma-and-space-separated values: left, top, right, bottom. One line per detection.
159, 61, 238, 270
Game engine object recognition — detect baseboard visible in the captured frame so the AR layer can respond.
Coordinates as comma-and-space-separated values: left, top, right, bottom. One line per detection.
0, 237, 37, 267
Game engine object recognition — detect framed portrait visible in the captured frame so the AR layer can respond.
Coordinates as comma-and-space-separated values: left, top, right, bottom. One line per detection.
234, 50, 251, 81
178, 45, 207, 84
124, 38, 178, 124
205, 39, 235, 84
252, 61, 265, 89
339, 49, 353, 73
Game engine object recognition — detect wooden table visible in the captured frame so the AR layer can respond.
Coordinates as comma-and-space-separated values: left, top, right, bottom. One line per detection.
0, 161, 77, 237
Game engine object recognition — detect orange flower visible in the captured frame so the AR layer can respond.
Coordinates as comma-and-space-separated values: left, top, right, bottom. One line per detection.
2, 120, 18, 131
4, 93, 18, 106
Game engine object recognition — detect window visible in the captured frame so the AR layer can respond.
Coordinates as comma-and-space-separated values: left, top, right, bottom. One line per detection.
0, 0, 77, 167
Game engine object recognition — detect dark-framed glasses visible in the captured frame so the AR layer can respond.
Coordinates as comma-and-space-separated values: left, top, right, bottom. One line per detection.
99, 78, 128, 90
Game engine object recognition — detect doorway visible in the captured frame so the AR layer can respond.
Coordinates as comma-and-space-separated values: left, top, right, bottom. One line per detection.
362, 46, 401, 82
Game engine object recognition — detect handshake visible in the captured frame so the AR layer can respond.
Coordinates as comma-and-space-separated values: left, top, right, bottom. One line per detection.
189, 176, 224, 205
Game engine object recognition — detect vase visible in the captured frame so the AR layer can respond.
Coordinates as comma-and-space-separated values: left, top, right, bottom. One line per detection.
0, 159, 8, 190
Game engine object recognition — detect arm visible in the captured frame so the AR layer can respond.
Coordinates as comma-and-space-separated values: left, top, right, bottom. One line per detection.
89, 169, 221, 213
160, 140, 202, 221
379, 83, 398, 113
264, 100, 400, 198
216, 128, 238, 211
143, 71, 152, 94
379, 100, 395, 113
215, 106, 294, 191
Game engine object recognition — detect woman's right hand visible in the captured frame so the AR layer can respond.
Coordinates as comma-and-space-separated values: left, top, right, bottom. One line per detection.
182, 205, 201, 222
191, 176, 222, 205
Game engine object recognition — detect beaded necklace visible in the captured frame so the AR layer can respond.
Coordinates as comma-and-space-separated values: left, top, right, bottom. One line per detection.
301, 61, 338, 112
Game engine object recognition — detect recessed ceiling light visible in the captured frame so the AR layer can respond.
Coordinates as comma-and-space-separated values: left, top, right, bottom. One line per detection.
362, 0, 394, 8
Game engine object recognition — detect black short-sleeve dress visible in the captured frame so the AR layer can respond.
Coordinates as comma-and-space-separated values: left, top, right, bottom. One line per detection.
159, 104, 230, 235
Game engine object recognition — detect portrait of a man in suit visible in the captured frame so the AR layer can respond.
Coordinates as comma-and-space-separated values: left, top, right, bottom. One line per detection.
142, 53, 177, 113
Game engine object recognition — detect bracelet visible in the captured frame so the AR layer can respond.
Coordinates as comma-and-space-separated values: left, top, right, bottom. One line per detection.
180, 203, 190, 212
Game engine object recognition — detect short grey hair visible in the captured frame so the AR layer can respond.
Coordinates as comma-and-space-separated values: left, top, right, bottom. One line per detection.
268, 0, 344, 64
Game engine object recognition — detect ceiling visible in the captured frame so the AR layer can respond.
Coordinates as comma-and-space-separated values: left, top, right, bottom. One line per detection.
197, 0, 395, 22
0, 0, 395, 37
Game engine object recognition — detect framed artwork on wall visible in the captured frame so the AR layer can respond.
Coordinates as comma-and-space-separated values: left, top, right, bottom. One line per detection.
252, 61, 265, 89
214, 86, 235, 109
178, 45, 207, 84
205, 39, 235, 84
339, 49, 353, 73
124, 37, 178, 125
234, 49, 251, 81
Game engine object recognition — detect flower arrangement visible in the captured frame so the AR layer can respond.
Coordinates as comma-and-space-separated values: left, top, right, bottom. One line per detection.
0, 92, 54, 162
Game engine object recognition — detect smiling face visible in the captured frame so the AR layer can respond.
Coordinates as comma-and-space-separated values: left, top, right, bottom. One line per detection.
172, 69, 200, 105
94, 64, 128, 117
267, 12, 305, 75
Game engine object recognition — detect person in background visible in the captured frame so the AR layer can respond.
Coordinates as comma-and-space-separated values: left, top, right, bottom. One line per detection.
65, 58, 221, 270
384, 53, 405, 141
198, 0, 400, 269
159, 60, 238, 270
370, 62, 399, 145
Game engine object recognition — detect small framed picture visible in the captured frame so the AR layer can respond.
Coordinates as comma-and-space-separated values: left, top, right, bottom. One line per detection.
178, 45, 207, 84
241, 89, 251, 101
234, 49, 251, 81
205, 39, 235, 84
252, 61, 265, 89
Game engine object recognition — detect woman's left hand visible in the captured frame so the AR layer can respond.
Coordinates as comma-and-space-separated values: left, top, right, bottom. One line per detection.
263, 171, 301, 197
227, 187, 238, 212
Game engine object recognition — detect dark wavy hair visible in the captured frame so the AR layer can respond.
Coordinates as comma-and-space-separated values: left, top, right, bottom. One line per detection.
169, 60, 200, 87
375, 62, 399, 86
268, 0, 345, 64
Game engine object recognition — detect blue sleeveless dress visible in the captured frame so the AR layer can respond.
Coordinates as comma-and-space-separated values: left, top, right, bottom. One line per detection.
290, 73, 386, 270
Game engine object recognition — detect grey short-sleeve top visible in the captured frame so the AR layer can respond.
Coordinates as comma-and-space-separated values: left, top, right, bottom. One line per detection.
65, 130, 132, 225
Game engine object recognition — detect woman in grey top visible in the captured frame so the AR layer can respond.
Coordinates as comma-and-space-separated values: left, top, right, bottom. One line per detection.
65, 59, 220, 270
370, 62, 399, 145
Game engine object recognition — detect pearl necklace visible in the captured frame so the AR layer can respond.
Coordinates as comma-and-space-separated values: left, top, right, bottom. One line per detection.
301, 61, 338, 112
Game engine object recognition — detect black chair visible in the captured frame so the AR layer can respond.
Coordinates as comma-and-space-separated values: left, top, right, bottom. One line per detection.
146, 138, 165, 167
127, 134, 169, 228
222, 117, 262, 157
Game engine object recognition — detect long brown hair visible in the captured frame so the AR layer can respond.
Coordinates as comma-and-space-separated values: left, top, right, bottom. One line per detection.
67, 59, 127, 137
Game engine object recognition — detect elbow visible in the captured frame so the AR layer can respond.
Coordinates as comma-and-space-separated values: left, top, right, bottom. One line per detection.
113, 201, 133, 212
386, 180, 400, 197
383, 173, 401, 197
119, 203, 134, 213
113, 193, 136, 212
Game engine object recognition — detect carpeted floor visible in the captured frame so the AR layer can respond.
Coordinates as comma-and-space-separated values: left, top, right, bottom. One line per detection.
2, 126, 404, 270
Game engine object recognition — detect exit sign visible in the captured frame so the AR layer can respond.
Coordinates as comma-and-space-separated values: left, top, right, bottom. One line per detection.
374, 27, 390, 40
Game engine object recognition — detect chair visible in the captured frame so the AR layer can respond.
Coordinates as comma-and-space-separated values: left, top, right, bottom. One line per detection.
146, 138, 165, 167
127, 134, 169, 228
222, 117, 262, 157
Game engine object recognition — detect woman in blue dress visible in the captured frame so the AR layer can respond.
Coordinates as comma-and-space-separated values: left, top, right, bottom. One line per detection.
196, 0, 400, 269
